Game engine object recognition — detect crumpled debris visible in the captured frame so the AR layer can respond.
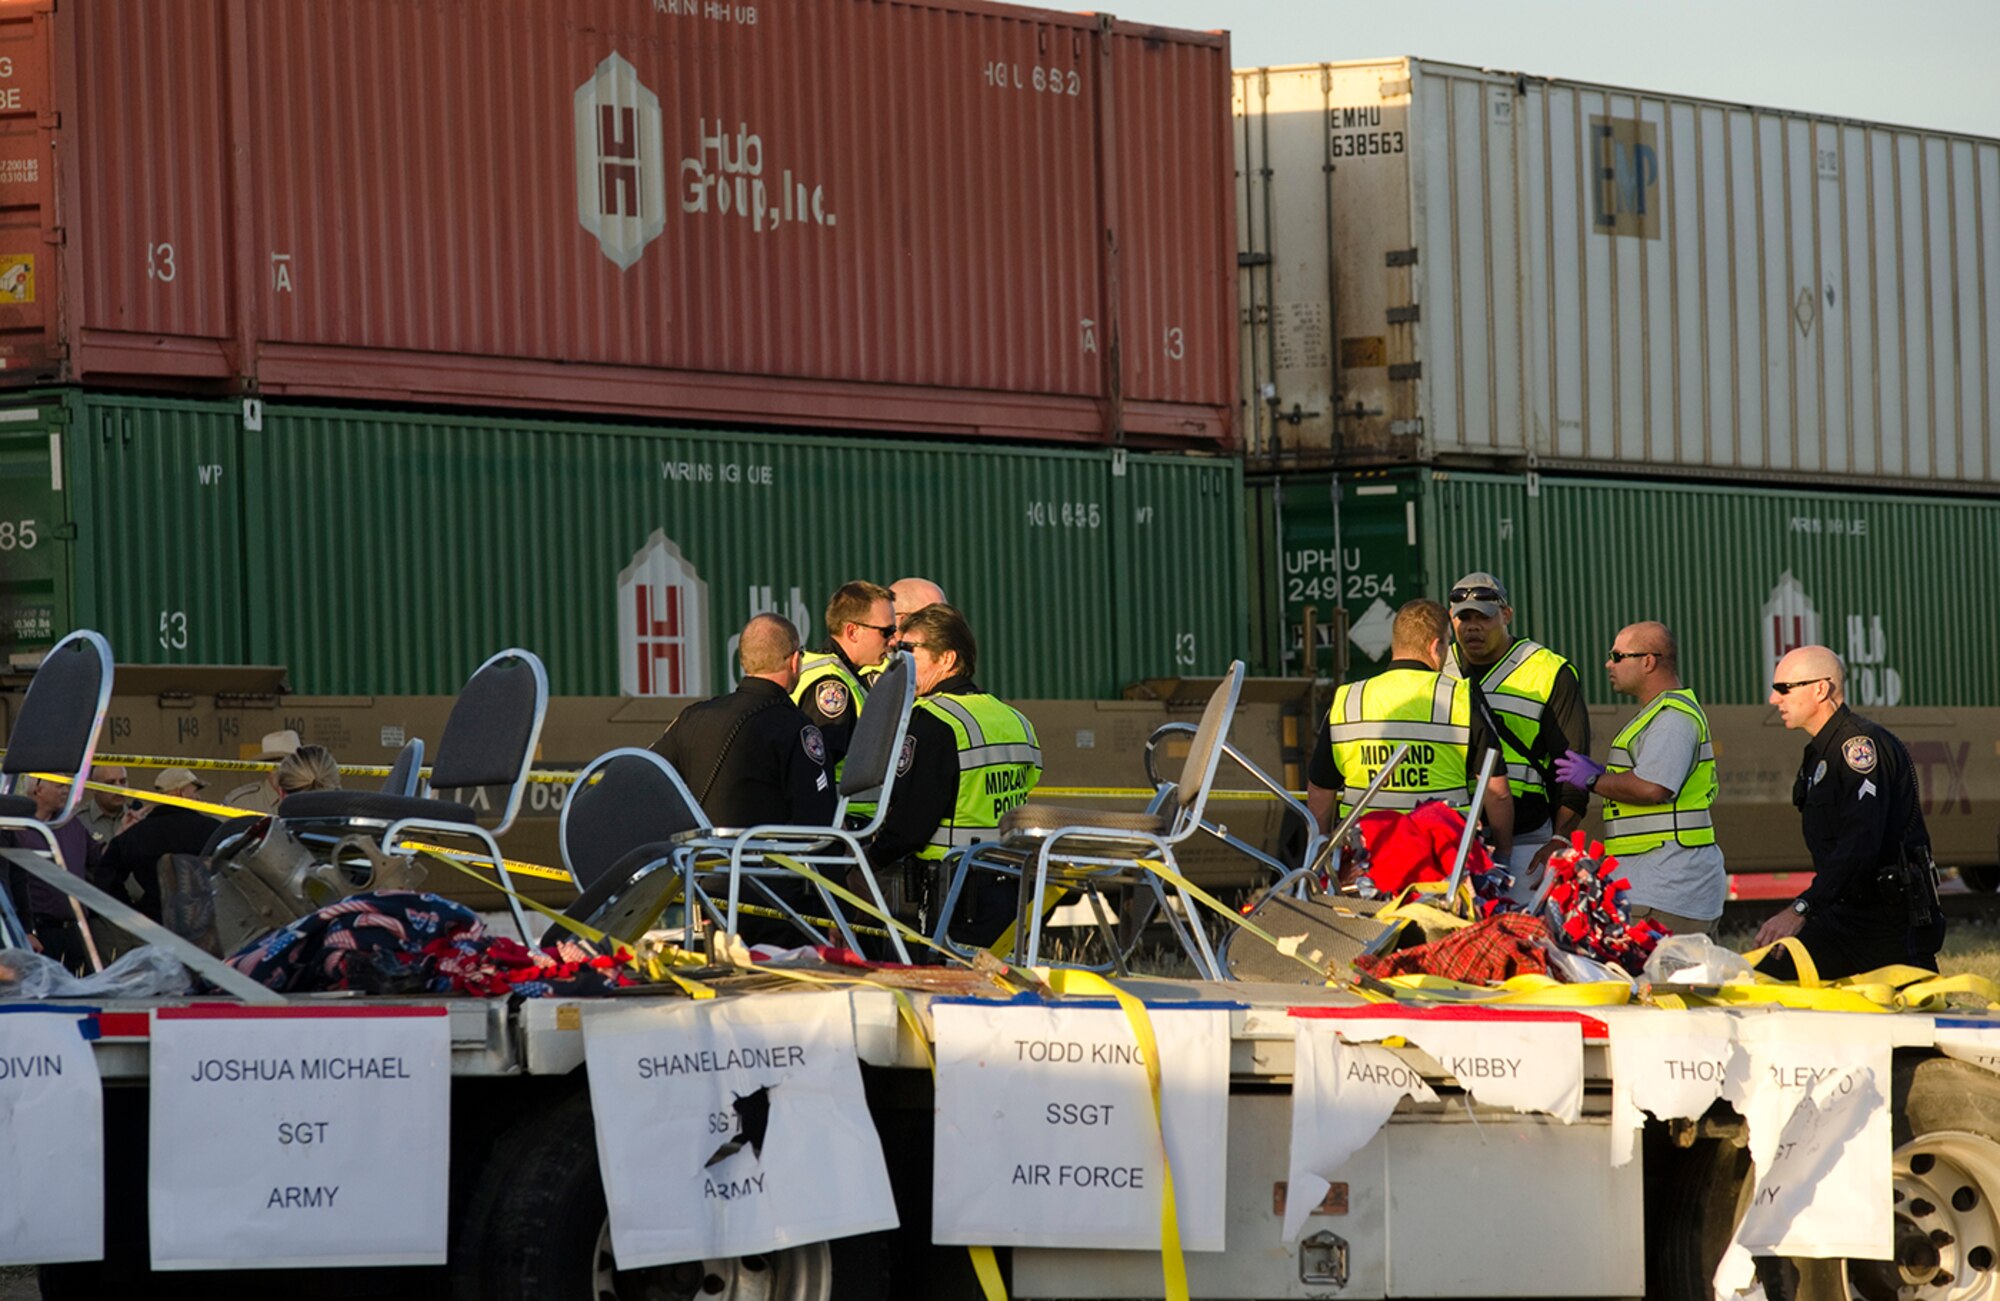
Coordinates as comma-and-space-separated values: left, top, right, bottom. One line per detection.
221, 889, 641, 997
0, 945, 193, 1000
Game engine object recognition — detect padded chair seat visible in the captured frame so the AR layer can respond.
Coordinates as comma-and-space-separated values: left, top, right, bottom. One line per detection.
0, 794, 38, 818
999, 804, 1175, 838
567, 841, 682, 919
277, 790, 480, 826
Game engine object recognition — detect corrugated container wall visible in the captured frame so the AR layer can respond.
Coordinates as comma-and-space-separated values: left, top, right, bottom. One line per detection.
1252, 468, 2000, 708
0, 1, 1235, 448
1236, 58, 2000, 490
0, 392, 1244, 700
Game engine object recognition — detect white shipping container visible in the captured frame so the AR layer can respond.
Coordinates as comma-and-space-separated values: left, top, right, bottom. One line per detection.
1235, 58, 2000, 490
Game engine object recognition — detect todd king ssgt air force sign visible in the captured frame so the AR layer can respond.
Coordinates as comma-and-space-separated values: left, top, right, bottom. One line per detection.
584, 991, 897, 1269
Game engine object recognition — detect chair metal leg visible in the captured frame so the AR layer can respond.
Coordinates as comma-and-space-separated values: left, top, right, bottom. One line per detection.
0, 881, 29, 951
1082, 887, 1127, 977
1023, 842, 1059, 969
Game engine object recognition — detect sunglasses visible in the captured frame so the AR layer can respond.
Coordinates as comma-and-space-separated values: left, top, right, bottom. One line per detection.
900, 641, 930, 653
1450, 586, 1503, 605
1606, 649, 1656, 663
858, 623, 897, 638
1770, 677, 1829, 696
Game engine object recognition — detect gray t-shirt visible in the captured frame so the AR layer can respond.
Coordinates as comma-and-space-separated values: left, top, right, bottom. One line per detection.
1618, 707, 1728, 921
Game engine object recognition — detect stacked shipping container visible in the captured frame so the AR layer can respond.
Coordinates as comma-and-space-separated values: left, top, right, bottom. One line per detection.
0, 0, 1236, 448
1, 391, 1243, 700
1235, 57, 2000, 484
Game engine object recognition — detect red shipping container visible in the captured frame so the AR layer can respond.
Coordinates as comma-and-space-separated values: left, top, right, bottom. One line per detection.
0, 0, 1235, 448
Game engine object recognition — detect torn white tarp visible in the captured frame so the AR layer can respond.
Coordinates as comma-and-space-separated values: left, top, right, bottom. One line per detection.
1322, 1013, 1584, 1123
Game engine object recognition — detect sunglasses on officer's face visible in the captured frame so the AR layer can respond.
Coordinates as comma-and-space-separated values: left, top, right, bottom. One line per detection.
1770, 677, 1829, 696
1606, 649, 1656, 663
1449, 586, 1504, 605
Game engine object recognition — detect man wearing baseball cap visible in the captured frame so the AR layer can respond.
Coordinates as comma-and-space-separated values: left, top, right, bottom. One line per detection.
224, 729, 303, 815
94, 767, 221, 921
1442, 572, 1590, 886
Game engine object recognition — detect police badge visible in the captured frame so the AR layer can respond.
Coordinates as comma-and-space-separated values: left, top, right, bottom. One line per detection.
801, 725, 827, 766
1841, 736, 1878, 774
815, 679, 851, 717
896, 735, 917, 776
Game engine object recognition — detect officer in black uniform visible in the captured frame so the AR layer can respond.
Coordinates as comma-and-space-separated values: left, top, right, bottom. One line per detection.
1753, 644, 1944, 979
652, 613, 836, 835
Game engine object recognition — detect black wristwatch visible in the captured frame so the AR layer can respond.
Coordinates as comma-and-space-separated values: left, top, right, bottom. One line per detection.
1791, 898, 1811, 917
1585, 770, 1601, 793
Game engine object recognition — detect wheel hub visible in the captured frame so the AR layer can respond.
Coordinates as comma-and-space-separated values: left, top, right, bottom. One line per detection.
1848, 1131, 2000, 1301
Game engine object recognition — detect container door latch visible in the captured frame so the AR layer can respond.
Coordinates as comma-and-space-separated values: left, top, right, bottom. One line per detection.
1299, 1230, 1349, 1289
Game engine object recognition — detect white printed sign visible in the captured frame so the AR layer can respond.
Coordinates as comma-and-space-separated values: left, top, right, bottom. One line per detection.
584, 991, 897, 1270
147, 1008, 451, 1269
932, 1002, 1229, 1250
1608, 1010, 1738, 1166
0, 1012, 103, 1264
1283, 1022, 1436, 1242
1934, 1020, 2000, 1074
1322, 1013, 1584, 1123
1712, 1014, 1896, 1297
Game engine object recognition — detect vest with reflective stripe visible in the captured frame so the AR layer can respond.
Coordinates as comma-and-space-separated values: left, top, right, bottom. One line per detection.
1325, 667, 1473, 820
1600, 688, 1718, 855
913, 693, 1043, 860
1449, 639, 1567, 801
793, 652, 869, 808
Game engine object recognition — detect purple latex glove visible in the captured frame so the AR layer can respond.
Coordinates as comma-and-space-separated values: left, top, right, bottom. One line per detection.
1554, 748, 1605, 791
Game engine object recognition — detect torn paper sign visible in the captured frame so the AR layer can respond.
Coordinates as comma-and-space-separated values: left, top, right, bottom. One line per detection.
1933, 1020, 2000, 1075
1283, 1021, 1436, 1242
1713, 1065, 1891, 1297
1329, 1015, 1584, 1123
1607, 1010, 1739, 1167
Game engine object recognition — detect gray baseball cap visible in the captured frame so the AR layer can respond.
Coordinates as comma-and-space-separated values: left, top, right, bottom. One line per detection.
1449, 571, 1510, 618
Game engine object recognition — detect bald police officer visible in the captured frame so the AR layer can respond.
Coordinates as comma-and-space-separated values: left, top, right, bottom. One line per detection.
1752, 644, 1944, 979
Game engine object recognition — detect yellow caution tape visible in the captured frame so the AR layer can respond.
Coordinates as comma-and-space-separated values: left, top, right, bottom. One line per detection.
1365, 972, 1635, 1008
1046, 970, 1188, 1301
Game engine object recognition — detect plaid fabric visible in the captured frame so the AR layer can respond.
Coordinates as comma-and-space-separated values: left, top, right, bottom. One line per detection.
1354, 911, 1552, 982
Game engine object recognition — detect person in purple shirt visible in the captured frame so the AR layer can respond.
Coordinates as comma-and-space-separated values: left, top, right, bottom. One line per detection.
3, 777, 103, 973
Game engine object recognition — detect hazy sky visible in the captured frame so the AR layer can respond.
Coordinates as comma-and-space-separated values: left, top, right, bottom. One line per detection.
1102, 0, 1999, 139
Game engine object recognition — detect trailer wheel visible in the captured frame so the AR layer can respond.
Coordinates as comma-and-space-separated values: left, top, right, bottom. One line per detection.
1645, 1122, 1752, 1301
458, 1087, 835, 1301
1845, 1055, 2000, 1301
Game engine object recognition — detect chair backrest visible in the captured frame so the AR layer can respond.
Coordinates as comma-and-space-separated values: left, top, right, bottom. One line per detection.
839, 652, 915, 807
1, 630, 114, 828
1174, 660, 1246, 824
558, 748, 710, 891
428, 648, 548, 834
379, 738, 425, 797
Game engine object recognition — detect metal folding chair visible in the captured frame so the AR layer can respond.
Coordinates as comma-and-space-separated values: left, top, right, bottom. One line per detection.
276, 648, 549, 939
674, 652, 919, 962
0, 630, 114, 963
933, 660, 1248, 978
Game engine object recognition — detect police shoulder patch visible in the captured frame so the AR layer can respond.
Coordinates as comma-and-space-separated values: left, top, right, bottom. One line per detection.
896, 735, 917, 777
815, 678, 851, 718
1842, 735, 1878, 774
801, 725, 827, 766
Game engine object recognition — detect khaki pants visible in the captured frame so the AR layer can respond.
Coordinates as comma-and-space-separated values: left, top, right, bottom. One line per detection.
1629, 904, 1717, 937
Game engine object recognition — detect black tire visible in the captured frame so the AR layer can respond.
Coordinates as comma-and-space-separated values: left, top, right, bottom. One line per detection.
1961, 865, 2000, 893
1645, 1119, 1753, 1301
453, 1086, 840, 1301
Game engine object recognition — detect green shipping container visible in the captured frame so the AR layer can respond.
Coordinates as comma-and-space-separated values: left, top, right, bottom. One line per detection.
1252, 468, 2000, 707
0, 391, 1246, 699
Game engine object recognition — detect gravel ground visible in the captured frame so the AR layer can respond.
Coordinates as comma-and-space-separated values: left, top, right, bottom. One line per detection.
0, 1266, 36, 1300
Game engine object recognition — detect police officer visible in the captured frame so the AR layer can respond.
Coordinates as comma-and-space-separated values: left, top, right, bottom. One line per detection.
862, 577, 948, 688
653, 613, 836, 833
793, 581, 898, 765
1443, 571, 1590, 883
1752, 644, 1944, 978
1307, 598, 1513, 858
1554, 622, 1725, 936
871, 603, 1041, 944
